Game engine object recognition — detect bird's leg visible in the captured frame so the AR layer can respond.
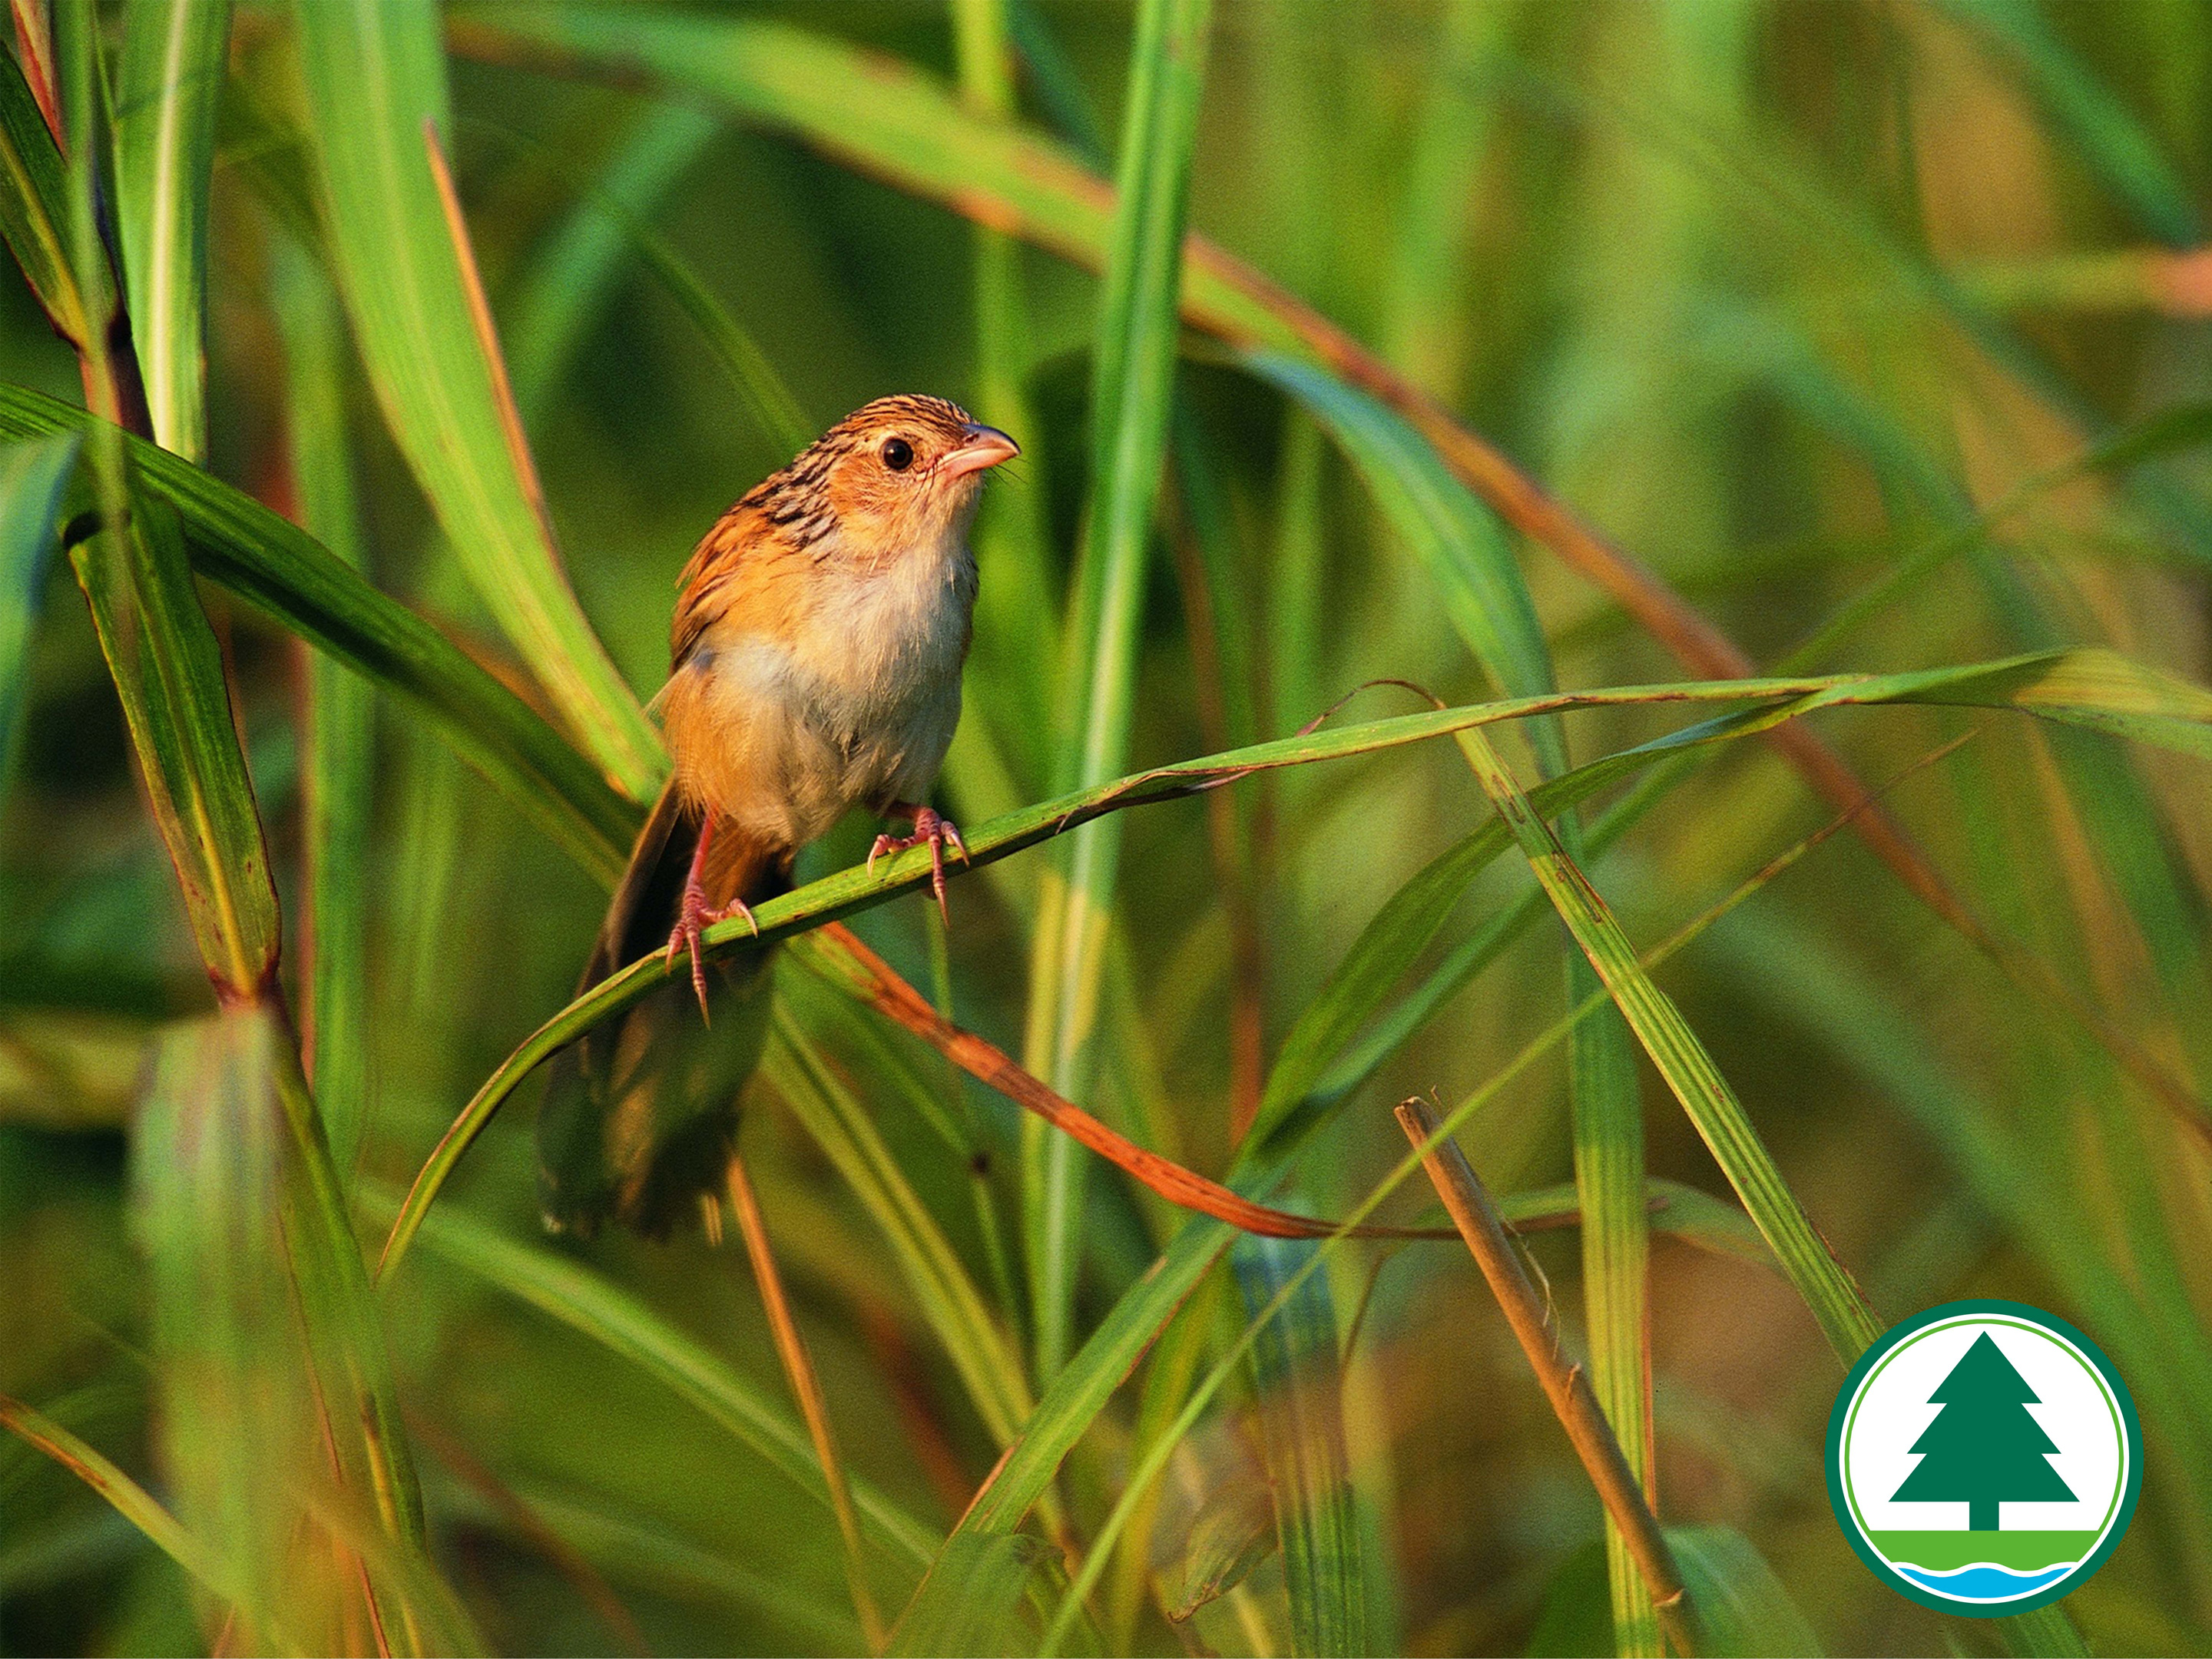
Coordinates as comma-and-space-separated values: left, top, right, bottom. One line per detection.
869, 802, 969, 924
663, 811, 760, 1018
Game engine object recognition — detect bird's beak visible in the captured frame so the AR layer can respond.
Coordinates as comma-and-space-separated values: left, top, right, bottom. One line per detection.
939, 422, 1020, 480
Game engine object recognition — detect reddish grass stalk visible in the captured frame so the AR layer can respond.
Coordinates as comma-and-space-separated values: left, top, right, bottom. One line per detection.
1394, 1098, 1696, 1659
724, 1153, 885, 1654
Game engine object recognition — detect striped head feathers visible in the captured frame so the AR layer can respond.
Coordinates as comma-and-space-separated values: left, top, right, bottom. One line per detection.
740, 395, 1015, 563
671, 396, 1018, 669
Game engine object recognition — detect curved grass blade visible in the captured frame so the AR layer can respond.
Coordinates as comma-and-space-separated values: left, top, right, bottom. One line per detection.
561, 1485, 877, 1648
0, 1392, 243, 1618
1451, 718, 1884, 1361
1937, 0, 2197, 247
112, 0, 231, 460
906, 735, 2035, 1646
1664, 1525, 1820, 1659
1025, 0, 1211, 1385
1784, 400, 2212, 673
0, 431, 81, 782
287, 0, 661, 798
895, 1209, 1248, 1646
1247, 353, 1549, 721
379, 1190, 942, 1577
472, 114, 809, 457
0, 382, 634, 884
1495, 1178, 1773, 1267
373, 648, 2212, 1280
887, 1532, 1075, 1657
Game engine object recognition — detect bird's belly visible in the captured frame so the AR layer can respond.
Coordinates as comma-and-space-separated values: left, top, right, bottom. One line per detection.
675, 622, 965, 846
787, 552, 973, 809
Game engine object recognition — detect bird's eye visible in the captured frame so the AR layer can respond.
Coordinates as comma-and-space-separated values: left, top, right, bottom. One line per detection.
880, 437, 914, 472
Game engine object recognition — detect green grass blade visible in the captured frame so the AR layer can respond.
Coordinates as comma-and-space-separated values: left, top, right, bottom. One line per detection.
1254, 814, 1512, 1154
0, 35, 86, 344
953, 0, 1062, 795
446, 2, 1499, 397
134, 1008, 415, 1651
503, 99, 720, 418
1450, 719, 1883, 1361
764, 987, 1033, 1449
69, 489, 278, 1000
449, 1, 1303, 422
372, 647, 2212, 1279
474, 114, 811, 458
895, 1210, 1245, 1644
272, 237, 376, 1174
112, 0, 230, 460
889, 1533, 1069, 1656
385, 1192, 942, 1578
1247, 339, 1657, 1651
1233, 1237, 1371, 1657
1243, 353, 1551, 714
585, 192, 809, 460
0, 382, 634, 883
1938, 0, 2197, 246
1380, 0, 1521, 393
1491, 1178, 1773, 1267
1784, 400, 2212, 672
1665, 1526, 1822, 1658
0, 1393, 240, 1613
0, 431, 80, 780
287, 0, 661, 797
1025, 0, 1211, 1385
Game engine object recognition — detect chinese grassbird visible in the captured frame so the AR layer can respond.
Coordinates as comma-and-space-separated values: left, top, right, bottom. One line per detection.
538, 396, 1020, 1235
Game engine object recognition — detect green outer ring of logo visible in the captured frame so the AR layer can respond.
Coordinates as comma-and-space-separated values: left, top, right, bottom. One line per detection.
1825, 1299, 2143, 1617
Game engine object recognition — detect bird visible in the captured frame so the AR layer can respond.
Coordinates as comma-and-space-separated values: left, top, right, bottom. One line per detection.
536, 395, 1019, 1236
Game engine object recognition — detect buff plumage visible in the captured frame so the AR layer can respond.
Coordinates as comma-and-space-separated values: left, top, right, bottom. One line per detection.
537, 396, 1017, 1237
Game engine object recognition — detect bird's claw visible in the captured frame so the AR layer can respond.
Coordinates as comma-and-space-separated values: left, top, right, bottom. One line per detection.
662, 890, 759, 1019
869, 806, 970, 923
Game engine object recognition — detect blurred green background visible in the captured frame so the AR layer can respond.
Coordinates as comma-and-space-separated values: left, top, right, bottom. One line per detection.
2, 0, 2210, 1654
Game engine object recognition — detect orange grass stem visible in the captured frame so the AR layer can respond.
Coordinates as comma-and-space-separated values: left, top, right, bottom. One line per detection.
723, 1153, 886, 1654
810, 924, 1453, 1244
1394, 1098, 1697, 1659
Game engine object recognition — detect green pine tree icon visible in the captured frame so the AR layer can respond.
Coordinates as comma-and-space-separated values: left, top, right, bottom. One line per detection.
1892, 1333, 2075, 1531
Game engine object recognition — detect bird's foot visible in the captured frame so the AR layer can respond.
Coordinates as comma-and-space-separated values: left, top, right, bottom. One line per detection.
662, 884, 760, 1018
869, 806, 970, 923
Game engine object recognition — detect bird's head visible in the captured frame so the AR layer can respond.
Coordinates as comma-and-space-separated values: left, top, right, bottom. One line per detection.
764, 395, 1018, 560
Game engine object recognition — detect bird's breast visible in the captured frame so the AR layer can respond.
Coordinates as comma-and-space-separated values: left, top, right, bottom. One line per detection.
792, 535, 975, 713
668, 534, 977, 843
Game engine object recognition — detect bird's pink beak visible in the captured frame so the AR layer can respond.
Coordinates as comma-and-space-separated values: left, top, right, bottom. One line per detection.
939, 422, 1020, 480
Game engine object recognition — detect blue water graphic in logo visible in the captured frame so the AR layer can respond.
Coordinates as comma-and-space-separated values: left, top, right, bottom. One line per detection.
1895, 1562, 2077, 1601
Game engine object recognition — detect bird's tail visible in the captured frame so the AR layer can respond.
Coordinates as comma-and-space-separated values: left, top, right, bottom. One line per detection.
537, 780, 788, 1237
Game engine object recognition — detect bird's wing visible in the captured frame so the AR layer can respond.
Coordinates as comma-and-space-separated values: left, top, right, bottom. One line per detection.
671, 504, 756, 671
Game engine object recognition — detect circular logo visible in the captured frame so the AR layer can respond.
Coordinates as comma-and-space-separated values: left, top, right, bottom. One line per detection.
1826, 1301, 2141, 1614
